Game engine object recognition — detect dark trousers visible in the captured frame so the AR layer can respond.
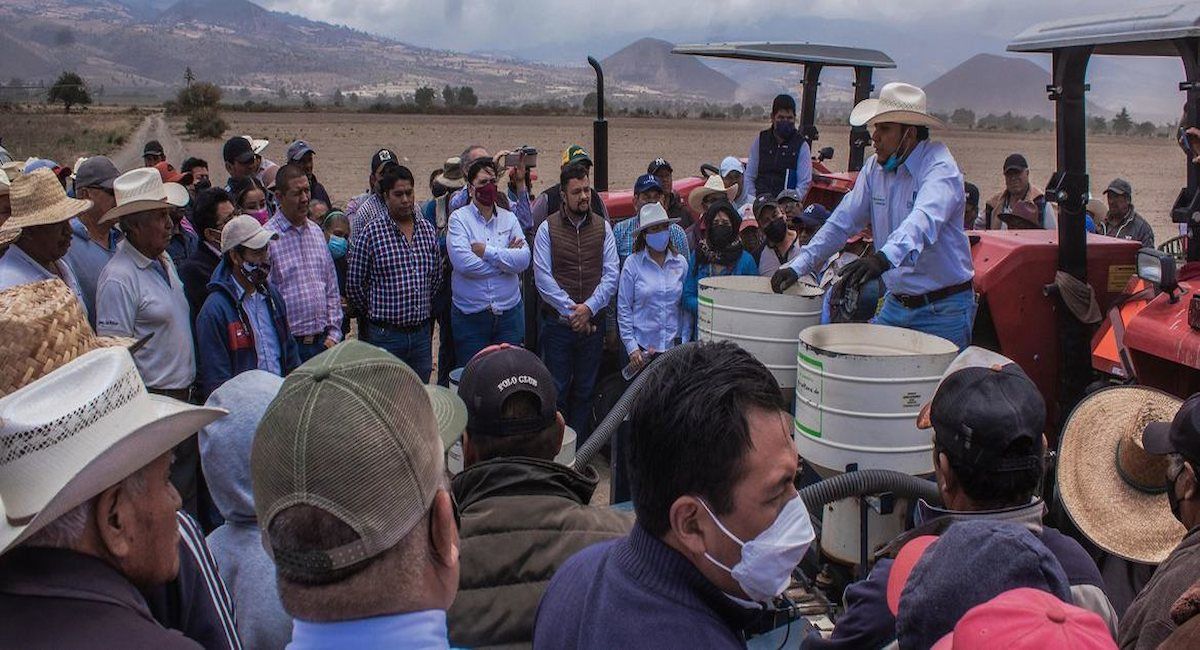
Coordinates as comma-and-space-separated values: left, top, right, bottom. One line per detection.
369, 322, 433, 382
434, 303, 456, 387
451, 300, 525, 365
295, 337, 327, 363
540, 315, 606, 444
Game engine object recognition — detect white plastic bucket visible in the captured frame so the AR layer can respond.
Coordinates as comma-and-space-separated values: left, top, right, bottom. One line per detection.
794, 324, 958, 476
698, 275, 825, 390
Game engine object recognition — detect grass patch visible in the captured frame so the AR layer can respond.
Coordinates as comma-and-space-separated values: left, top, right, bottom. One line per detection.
1, 106, 145, 166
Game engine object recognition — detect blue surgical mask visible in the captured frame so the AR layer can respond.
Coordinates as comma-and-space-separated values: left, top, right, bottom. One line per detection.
646, 230, 670, 252
327, 235, 348, 259
700, 494, 815, 603
774, 120, 797, 140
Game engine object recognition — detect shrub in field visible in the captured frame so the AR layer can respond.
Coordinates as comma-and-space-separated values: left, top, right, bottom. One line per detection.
177, 81, 227, 139
185, 107, 228, 139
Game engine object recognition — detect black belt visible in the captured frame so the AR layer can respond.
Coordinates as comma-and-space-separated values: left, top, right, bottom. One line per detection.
891, 280, 974, 309
369, 318, 429, 334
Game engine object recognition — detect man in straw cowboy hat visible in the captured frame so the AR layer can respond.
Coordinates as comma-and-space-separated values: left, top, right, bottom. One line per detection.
251, 341, 467, 647
0, 168, 91, 316
0, 344, 225, 647
1116, 393, 1200, 649
0, 279, 241, 649
771, 82, 976, 349
809, 347, 1116, 649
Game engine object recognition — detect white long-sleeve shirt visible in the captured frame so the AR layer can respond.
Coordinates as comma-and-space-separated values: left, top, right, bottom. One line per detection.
447, 203, 530, 314
533, 214, 619, 318
617, 249, 689, 354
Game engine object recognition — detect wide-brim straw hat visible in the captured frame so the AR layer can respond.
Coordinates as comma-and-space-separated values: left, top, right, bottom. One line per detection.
100, 167, 189, 224
850, 82, 945, 129
3, 168, 92, 231
688, 174, 739, 214
0, 279, 137, 397
1057, 386, 1186, 564
0, 347, 225, 554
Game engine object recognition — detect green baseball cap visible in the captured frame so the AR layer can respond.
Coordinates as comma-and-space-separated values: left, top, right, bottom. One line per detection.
561, 144, 592, 167
251, 341, 465, 580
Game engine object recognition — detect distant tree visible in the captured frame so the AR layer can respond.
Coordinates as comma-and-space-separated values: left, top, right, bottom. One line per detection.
950, 108, 976, 129
415, 86, 436, 110
47, 71, 91, 113
184, 67, 195, 86
1135, 120, 1157, 137
277, 87, 289, 100
332, 89, 344, 107
236, 87, 252, 99
348, 92, 359, 105
176, 81, 222, 113
582, 92, 597, 112
442, 84, 455, 107
1112, 107, 1133, 136
730, 102, 745, 119
457, 86, 477, 107
1089, 115, 1109, 135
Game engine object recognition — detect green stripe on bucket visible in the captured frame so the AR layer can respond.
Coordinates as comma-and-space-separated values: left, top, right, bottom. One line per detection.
698, 296, 714, 306
795, 417, 821, 438
797, 352, 822, 369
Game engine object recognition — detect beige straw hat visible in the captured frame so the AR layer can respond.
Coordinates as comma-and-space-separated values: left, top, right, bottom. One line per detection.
688, 173, 739, 215
850, 82, 945, 129
3, 168, 92, 232
1057, 386, 1187, 564
0, 279, 135, 397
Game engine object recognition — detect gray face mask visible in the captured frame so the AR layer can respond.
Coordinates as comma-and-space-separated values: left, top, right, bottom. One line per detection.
699, 494, 815, 603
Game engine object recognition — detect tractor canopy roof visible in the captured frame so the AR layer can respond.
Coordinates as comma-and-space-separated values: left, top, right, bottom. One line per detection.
1008, 2, 1200, 56
671, 42, 895, 69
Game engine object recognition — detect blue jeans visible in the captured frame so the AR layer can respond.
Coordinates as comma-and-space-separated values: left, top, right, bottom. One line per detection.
873, 289, 977, 349
540, 315, 606, 443
369, 322, 433, 382
295, 338, 327, 363
451, 300, 526, 365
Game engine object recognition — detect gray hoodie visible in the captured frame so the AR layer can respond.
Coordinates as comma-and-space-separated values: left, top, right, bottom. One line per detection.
201, 370, 291, 650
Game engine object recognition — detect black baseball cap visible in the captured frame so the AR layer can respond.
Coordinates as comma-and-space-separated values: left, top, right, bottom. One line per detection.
457, 345, 557, 438
1003, 154, 1029, 172
143, 140, 164, 157
964, 182, 980, 208
370, 148, 398, 175
1144, 394, 1200, 466
648, 158, 673, 175
921, 350, 1045, 473
223, 136, 255, 164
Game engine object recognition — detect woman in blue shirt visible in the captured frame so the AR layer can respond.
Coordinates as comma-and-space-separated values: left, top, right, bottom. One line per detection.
618, 203, 689, 373
682, 200, 758, 333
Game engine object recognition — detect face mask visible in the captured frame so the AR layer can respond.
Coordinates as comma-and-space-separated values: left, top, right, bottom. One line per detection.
194, 178, 212, 192
881, 128, 914, 173
764, 219, 788, 244
709, 223, 735, 248
646, 230, 670, 252
700, 495, 815, 603
249, 207, 270, 225
474, 182, 498, 208
241, 260, 271, 287
327, 235, 348, 260
774, 120, 797, 140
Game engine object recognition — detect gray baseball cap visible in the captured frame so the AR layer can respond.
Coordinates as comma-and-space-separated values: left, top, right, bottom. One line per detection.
73, 156, 121, 190
1104, 178, 1132, 198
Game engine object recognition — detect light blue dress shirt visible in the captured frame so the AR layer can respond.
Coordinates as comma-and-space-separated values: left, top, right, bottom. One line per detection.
446, 203, 530, 314
618, 249, 689, 354
289, 609, 452, 650
0, 244, 89, 318
63, 217, 121, 324
533, 214, 619, 318
234, 281, 282, 375
785, 140, 974, 296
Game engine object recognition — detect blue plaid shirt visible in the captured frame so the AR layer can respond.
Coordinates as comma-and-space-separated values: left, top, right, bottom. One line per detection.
346, 214, 443, 327
613, 217, 690, 265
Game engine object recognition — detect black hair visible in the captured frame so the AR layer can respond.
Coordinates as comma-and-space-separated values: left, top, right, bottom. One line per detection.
466, 156, 496, 183
191, 188, 233, 233
771, 94, 796, 116
628, 342, 786, 537
702, 199, 741, 232
469, 392, 559, 461
559, 161, 590, 189
935, 437, 1043, 508
181, 157, 208, 173
914, 126, 930, 142
274, 163, 307, 195
227, 176, 267, 208
377, 165, 415, 195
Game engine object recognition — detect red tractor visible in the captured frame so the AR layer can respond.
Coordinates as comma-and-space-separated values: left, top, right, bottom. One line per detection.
588, 43, 895, 220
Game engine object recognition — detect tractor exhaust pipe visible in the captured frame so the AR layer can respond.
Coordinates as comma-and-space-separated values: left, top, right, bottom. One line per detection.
588, 56, 609, 193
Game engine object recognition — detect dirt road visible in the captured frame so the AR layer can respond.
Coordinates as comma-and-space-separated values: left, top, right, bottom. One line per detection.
112, 113, 187, 170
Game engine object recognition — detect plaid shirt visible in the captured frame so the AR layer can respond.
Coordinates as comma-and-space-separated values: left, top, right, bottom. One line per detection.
347, 214, 443, 326
349, 193, 389, 239
613, 217, 690, 264
266, 211, 344, 341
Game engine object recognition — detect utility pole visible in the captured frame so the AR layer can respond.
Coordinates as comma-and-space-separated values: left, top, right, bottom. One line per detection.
184, 67, 195, 87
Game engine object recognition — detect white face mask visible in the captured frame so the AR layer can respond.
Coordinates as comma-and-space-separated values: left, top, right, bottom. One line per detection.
700, 494, 815, 603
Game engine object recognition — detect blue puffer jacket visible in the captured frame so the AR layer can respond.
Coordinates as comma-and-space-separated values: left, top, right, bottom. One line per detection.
195, 258, 300, 399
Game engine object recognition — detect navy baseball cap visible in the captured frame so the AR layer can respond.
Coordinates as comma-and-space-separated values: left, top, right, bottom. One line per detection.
648, 158, 673, 175
634, 173, 663, 195
287, 140, 315, 162
223, 136, 255, 165
457, 345, 557, 438
799, 204, 830, 229
1003, 153, 1029, 172
1144, 394, 1200, 466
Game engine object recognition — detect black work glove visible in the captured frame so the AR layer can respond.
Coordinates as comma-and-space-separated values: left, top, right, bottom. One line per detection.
771, 267, 799, 294
838, 251, 892, 289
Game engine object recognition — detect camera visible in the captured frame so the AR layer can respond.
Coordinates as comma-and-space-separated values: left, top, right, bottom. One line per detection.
505, 146, 538, 169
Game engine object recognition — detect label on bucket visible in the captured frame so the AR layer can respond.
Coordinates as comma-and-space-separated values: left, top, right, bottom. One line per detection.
697, 295, 714, 340
795, 352, 823, 437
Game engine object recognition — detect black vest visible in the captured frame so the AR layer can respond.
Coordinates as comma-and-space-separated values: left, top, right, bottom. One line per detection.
754, 128, 805, 198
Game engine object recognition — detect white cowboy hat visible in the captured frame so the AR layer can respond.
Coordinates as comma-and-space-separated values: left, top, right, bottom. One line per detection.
243, 135, 270, 156
634, 201, 677, 237
99, 167, 189, 224
0, 347, 225, 554
850, 82, 945, 129
688, 173, 739, 215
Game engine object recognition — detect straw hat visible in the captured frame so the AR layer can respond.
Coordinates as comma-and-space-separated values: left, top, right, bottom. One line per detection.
434, 157, 465, 190
99, 167, 189, 224
1057, 386, 1187, 564
0, 169, 9, 196
0, 162, 21, 182
850, 82, 945, 129
2, 168, 92, 232
0, 279, 136, 397
0, 346, 225, 554
688, 174, 739, 214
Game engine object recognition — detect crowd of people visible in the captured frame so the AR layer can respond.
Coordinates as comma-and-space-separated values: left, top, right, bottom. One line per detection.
0, 81, 1187, 650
